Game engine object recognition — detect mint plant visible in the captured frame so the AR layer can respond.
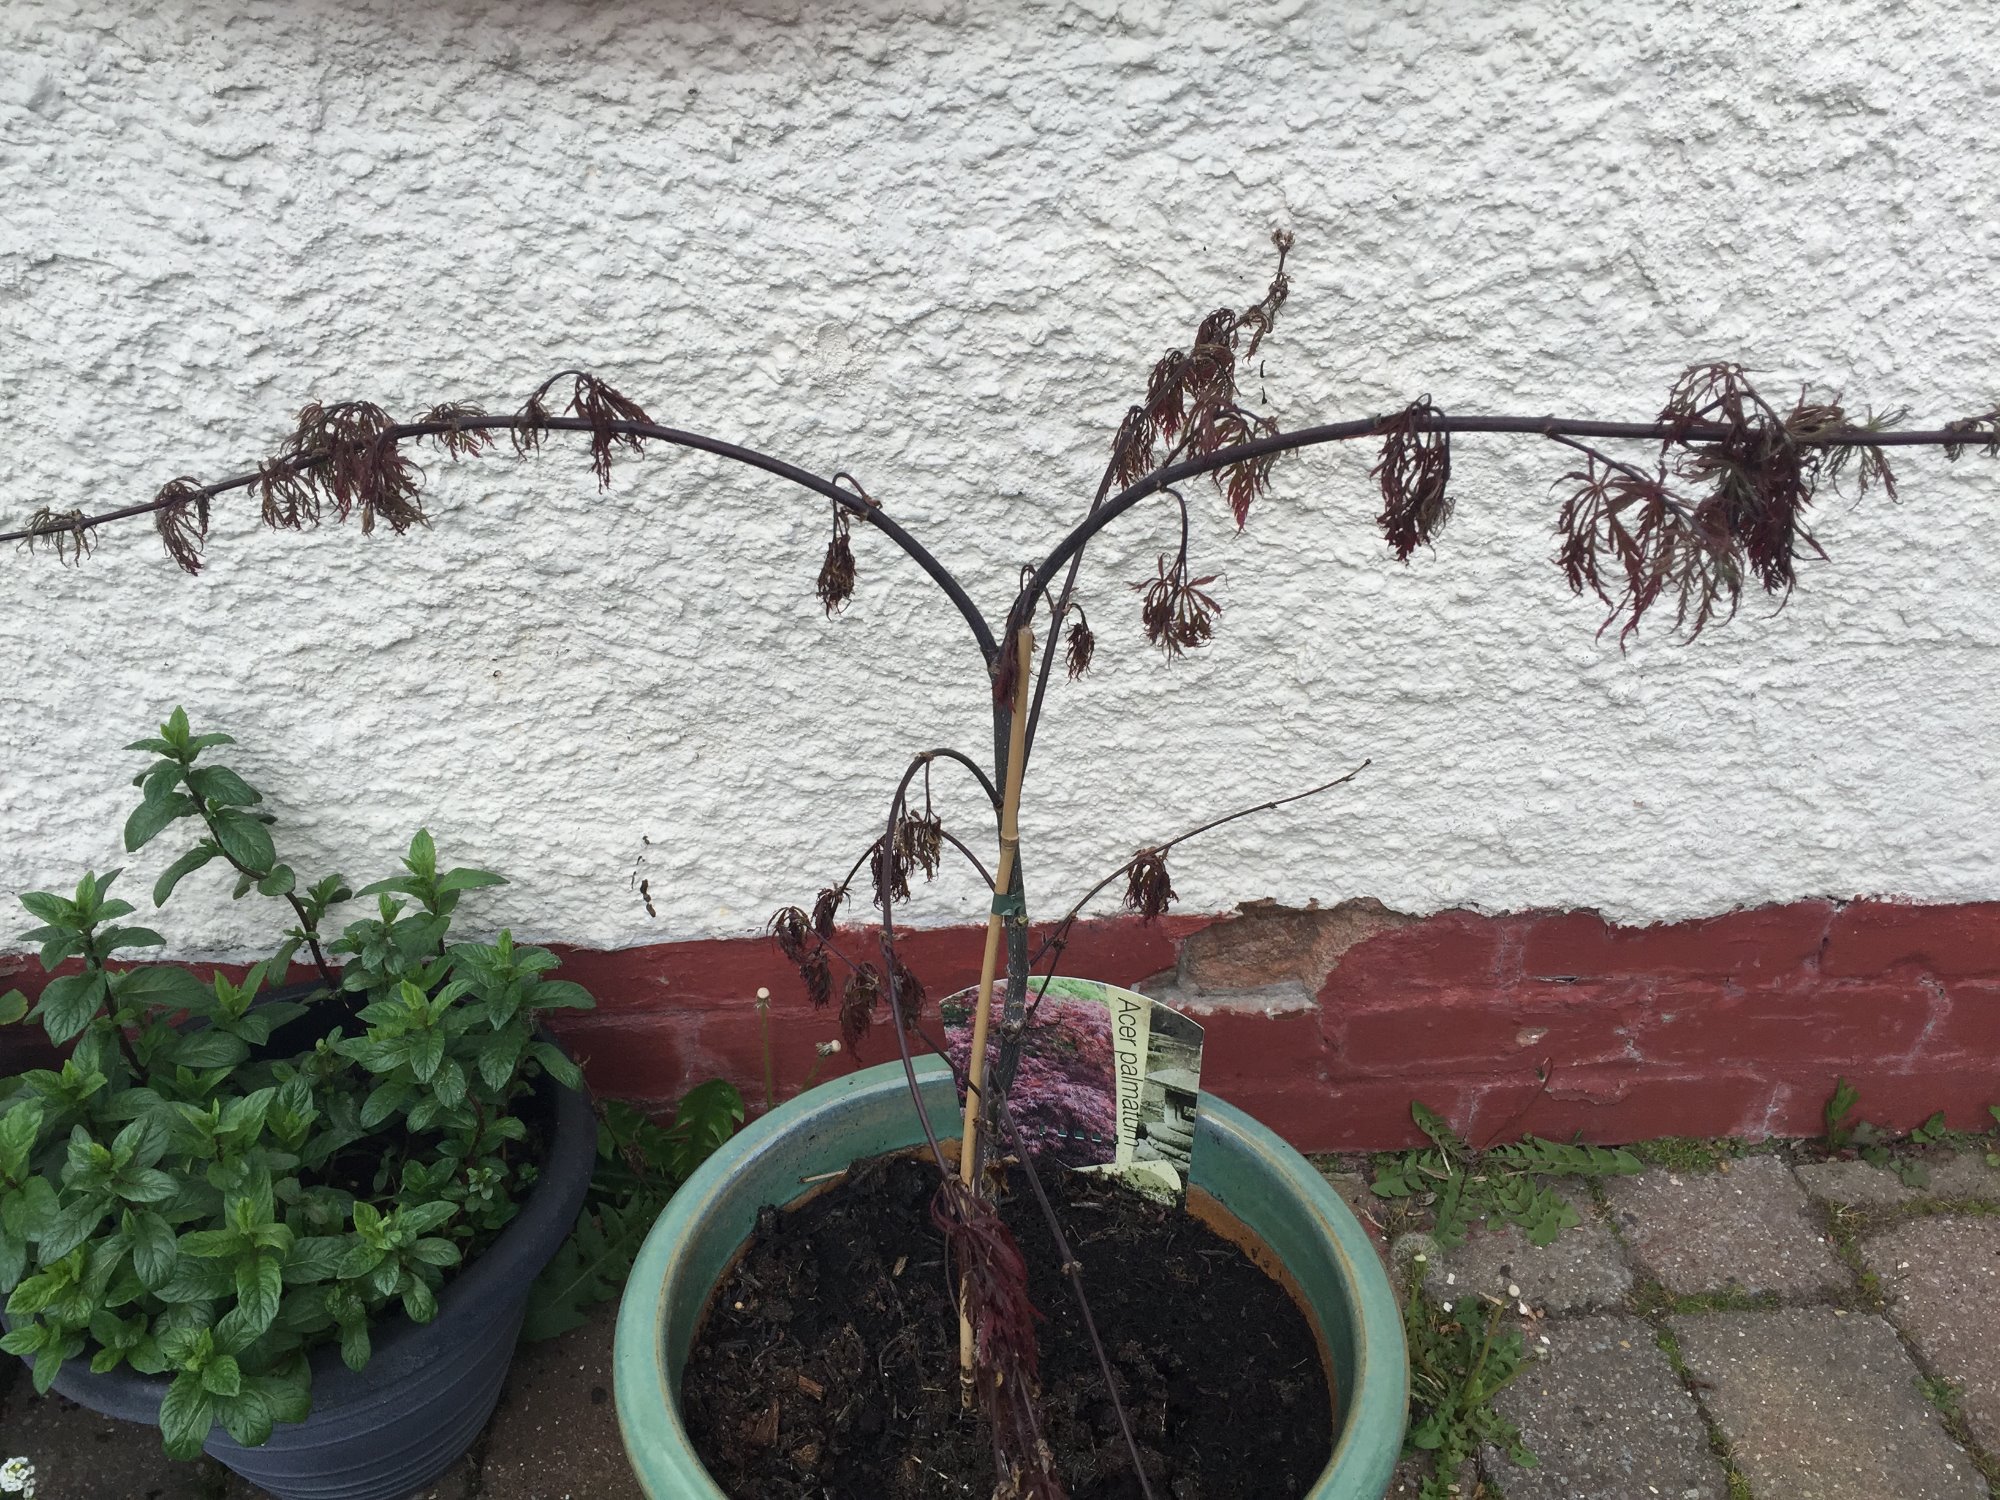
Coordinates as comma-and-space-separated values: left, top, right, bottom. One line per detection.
0, 709, 594, 1458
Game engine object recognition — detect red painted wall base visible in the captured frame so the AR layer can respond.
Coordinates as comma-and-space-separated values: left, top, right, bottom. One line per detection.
5, 897, 1995, 1151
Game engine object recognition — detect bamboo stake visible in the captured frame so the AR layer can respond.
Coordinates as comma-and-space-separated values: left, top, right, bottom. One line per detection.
958, 624, 1035, 1398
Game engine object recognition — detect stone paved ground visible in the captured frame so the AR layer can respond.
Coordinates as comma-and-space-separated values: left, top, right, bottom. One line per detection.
2, 1147, 1997, 1499
1380, 1143, 2000, 1500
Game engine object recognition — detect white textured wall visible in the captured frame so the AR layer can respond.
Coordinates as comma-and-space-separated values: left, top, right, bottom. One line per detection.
2, 0, 1997, 963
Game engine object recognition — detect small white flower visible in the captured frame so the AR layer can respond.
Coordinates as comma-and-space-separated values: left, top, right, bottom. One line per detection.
1441, 1300, 1453, 1312
1, 1456, 37, 1498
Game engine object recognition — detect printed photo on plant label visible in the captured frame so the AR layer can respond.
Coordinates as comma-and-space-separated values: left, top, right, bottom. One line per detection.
942, 977, 1205, 1198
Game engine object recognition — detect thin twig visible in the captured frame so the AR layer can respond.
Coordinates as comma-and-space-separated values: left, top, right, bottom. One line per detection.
1029, 760, 1370, 970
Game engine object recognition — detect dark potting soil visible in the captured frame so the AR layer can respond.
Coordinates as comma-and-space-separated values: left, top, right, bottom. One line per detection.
682, 1153, 1333, 1500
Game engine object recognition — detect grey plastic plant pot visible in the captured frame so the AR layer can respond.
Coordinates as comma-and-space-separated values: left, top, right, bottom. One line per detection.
13, 1068, 596, 1500
614, 1055, 1408, 1498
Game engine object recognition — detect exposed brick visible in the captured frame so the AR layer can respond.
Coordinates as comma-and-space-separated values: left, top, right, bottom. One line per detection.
1820, 898, 2000, 979
1179, 897, 1416, 991
1634, 978, 1935, 1067
1518, 902, 1831, 983
1329, 984, 1640, 1077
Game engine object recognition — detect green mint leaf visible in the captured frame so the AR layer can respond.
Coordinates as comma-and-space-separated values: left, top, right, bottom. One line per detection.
158, 1372, 216, 1460
210, 811, 276, 876
124, 792, 196, 853
187, 766, 261, 808
153, 844, 220, 907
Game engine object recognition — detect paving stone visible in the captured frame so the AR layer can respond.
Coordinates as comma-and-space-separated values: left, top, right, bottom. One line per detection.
1795, 1157, 1922, 1210
1482, 1313, 1725, 1500
1422, 1182, 1632, 1314
1864, 1214, 2000, 1455
1671, 1308, 1986, 1500
1386, 1453, 1472, 1497
0, 1386, 223, 1500
1603, 1156, 1846, 1297
1797, 1151, 2000, 1211
1924, 1150, 2000, 1202
478, 1302, 642, 1500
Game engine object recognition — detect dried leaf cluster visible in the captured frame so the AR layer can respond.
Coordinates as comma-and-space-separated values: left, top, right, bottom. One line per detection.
815, 504, 856, 615
1134, 547, 1221, 659
16, 507, 92, 565
1373, 397, 1454, 561
1054, 231, 1295, 682
419, 401, 497, 461
1109, 230, 1293, 529
1554, 363, 1900, 643
1121, 847, 1177, 923
1061, 610, 1095, 680
284, 401, 428, 537
514, 371, 652, 489
1943, 407, 2000, 461
767, 801, 949, 1050
151, 478, 210, 575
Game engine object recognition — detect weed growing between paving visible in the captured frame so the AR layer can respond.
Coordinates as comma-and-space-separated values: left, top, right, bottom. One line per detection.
1371, 1102, 1643, 1496
1370, 1102, 1642, 1249
1402, 1284, 1534, 1500
1822, 1078, 2000, 1185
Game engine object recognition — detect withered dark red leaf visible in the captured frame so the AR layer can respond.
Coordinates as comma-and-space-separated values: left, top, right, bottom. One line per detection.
152, 477, 210, 576
767, 906, 813, 964
419, 402, 494, 460
1943, 409, 2000, 462
1122, 848, 1176, 923
839, 963, 882, 1050
1134, 553, 1221, 659
280, 401, 427, 537
1103, 231, 1293, 532
870, 833, 912, 907
511, 371, 651, 489
816, 505, 856, 616
811, 884, 846, 939
929, 1177, 1061, 1498
257, 458, 321, 533
895, 808, 943, 883
1374, 398, 1453, 561
1063, 613, 1095, 680
889, 954, 926, 1025
18, 507, 92, 566
800, 949, 832, 1011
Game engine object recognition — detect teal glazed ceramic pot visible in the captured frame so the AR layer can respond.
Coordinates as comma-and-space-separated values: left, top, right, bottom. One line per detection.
615, 1055, 1406, 1498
